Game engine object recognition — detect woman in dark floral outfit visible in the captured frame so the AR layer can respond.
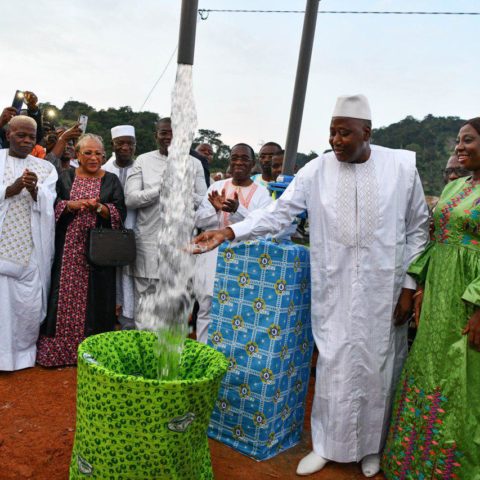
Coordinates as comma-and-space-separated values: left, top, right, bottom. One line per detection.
37, 134, 126, 367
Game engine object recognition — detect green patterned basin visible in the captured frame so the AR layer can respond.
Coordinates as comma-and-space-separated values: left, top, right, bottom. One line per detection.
69, 331, 228, 479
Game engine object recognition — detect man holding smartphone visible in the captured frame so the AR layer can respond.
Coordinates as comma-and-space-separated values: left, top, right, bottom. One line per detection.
0, 91, 43, 149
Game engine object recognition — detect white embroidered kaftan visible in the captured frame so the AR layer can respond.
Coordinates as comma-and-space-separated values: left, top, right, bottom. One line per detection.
0, 149, 57, 370
230, 146, 429, 461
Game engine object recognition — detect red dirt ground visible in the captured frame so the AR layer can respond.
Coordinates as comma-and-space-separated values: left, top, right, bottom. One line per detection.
0, 367, 385, 480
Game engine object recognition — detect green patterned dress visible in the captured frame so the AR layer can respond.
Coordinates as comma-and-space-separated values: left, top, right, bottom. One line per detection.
382, 177, 480, 480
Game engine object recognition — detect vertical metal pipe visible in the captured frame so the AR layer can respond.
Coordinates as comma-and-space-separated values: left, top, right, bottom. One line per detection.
177, 0, 199, 65
282, 0, 320, 175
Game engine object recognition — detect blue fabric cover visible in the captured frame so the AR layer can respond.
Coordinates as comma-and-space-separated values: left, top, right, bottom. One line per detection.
207, 239, 313, 460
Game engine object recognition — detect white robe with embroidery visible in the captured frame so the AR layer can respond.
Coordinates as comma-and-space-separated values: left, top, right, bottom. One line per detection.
194, 179, 272, 342
230, 146, 429, 461
0, 149, 57, 370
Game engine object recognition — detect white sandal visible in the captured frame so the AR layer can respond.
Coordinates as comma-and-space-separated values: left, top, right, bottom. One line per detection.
296, 451, 329, 476
361, 454, 381, 477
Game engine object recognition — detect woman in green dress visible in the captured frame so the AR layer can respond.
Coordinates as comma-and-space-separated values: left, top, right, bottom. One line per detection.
382, 118, 480, 480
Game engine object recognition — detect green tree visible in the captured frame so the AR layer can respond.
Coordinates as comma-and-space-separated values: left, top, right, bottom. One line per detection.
61, 100, 95, 120
38, 101, 160, 158
372, 115, 465, 195
193, 129, 231, 172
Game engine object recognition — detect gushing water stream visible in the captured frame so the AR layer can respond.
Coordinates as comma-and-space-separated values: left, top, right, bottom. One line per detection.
136, 64, 198, 380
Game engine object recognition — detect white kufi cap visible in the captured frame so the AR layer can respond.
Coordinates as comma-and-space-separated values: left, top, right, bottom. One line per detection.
332, 94, 371, 121
111, 125, 135, 139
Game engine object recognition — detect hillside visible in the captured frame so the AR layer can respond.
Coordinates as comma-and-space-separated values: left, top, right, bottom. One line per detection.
372, 115, 465, 196
41, 101, 466, 195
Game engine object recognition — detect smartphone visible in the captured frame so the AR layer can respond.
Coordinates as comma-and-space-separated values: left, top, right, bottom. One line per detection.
78, 114, 88, 133
12, 90, 24, 114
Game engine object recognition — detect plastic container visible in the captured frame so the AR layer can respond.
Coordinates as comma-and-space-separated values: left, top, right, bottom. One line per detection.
69, 330, 228, 479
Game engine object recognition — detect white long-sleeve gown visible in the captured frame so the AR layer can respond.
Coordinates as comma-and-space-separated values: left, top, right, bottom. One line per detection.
0, 150, 57, 371
230, 146, 429, 462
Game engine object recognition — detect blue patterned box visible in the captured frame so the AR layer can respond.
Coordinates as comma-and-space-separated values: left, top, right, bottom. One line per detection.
207, 239, 313, 460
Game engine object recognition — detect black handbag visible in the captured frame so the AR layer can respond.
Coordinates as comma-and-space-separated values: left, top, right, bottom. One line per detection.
87, 224, 136, 267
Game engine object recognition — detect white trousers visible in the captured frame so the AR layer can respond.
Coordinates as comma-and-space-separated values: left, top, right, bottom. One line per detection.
195, 293, 212, 344
0, 260, 42, 371
133, 276, 159, 331
116, 268, 135, 329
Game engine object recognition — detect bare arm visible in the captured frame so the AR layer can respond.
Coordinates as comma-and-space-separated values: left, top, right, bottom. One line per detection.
49, 124, 83, 160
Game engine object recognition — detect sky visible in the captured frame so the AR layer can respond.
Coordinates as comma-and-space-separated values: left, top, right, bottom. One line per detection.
1, 0, 478, 153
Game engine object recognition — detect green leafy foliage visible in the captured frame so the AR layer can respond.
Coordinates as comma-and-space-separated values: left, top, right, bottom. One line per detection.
373, 115, 465, 196
40, 101, 159, 158
193, 129, 231, 172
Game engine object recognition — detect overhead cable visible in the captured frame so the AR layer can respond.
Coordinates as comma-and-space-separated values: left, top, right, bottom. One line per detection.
198, 9, 480, 20
139, 45, 178, 111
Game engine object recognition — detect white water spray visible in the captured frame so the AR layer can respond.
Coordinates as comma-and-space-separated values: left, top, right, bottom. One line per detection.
136, 64, 198, 379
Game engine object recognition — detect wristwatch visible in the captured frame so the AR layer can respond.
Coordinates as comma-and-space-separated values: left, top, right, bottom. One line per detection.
96, 204, 103, 214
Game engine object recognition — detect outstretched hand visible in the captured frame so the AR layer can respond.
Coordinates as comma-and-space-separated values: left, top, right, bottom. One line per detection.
191, 228, 235, 254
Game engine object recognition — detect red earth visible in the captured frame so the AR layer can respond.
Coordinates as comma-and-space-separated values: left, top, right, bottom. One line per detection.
0, 366, 385, 480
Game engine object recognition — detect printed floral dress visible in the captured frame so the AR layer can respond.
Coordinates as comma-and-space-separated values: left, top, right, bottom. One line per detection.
382, 177, 480, 480
36, 172, 125, 367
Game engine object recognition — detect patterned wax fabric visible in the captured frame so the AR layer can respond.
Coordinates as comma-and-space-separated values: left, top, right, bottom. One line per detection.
382, 177, 480, 479
207, 239, 313, 460
70, 331, 228, 480
37, 177, 103, 366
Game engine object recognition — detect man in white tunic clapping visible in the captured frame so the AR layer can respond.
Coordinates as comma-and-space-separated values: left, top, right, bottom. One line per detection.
194, 143, 271, 343
0, 116, 57, 371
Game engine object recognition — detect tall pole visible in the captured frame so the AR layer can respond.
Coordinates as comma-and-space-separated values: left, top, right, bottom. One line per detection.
177, 0, 199, 65
282, 0, 320, 175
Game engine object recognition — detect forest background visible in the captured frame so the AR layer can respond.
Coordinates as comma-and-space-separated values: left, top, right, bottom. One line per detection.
41, 100, 464, 196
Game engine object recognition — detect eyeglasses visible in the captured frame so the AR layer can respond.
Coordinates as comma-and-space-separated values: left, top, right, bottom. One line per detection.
80, 150, 103, 157
444, 167, 470, 176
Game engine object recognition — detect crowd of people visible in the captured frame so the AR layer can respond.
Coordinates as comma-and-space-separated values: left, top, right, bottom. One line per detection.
0, 91, 287, 373
0, 91, 478, 479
